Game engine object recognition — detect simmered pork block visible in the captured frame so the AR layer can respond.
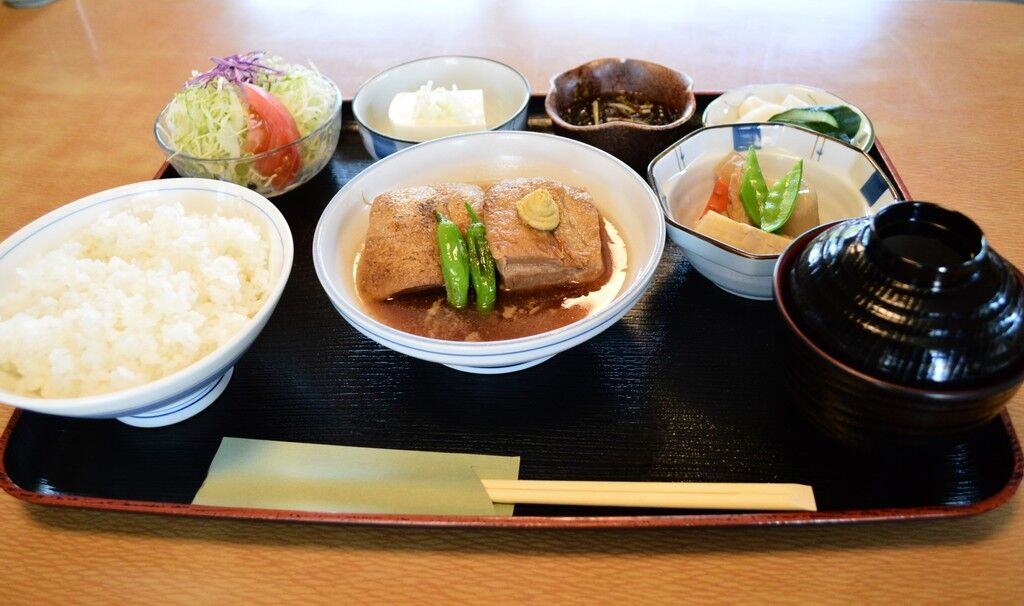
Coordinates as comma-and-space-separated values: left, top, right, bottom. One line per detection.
483, 178, 604, 291
357, 183, 483, 301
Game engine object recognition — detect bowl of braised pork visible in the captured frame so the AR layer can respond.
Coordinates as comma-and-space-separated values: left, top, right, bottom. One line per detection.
312, 131, 665, 373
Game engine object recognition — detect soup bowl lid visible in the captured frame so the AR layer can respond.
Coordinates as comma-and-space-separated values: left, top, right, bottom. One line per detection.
778, 201, 1024, 389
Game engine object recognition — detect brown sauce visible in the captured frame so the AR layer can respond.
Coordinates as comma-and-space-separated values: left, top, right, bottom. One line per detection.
360, 218, 627, 341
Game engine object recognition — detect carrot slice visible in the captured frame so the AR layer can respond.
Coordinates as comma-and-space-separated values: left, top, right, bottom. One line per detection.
701, 177, 730, 217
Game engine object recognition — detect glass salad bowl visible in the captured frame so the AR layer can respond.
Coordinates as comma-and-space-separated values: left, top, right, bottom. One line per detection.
154, 76, 342, 198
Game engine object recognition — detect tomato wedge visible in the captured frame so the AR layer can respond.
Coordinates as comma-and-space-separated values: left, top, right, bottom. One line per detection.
240, 82, 301, 189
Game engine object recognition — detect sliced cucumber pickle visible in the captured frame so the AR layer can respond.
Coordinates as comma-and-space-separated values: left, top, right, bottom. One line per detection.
769, 108, 839, 129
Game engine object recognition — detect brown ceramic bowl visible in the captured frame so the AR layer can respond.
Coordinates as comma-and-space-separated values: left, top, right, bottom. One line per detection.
774, 203, 1024, 450
544, 58, 696, 173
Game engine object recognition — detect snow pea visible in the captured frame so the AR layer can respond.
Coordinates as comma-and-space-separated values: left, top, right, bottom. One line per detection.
760, 159, 803, 233
739, 145, 768, 224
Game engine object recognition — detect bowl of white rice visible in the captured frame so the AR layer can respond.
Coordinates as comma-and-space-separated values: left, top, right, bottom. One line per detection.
0, 179, 293, 427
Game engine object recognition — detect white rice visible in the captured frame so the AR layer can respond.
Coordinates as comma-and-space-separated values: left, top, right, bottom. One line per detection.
0, 202, 271, 398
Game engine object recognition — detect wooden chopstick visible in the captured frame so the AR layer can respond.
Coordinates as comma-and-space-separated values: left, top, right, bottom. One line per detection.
480, 480, 817, 511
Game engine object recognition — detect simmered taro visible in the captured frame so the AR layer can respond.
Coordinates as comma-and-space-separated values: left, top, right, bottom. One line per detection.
560, 92, 682, 126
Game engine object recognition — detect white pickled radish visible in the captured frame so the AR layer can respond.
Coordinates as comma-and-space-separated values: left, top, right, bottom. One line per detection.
737, 95, 788, 122
782, 94, 810, 108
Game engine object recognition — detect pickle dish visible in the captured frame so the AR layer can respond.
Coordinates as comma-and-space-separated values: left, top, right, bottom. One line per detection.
703, 83, 874, 151
313, 131, 664, 373
351, 56, 530, 160
649, 123, 899, 300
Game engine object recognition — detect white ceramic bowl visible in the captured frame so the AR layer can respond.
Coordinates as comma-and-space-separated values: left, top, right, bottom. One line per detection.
702, 83, 875, 151
0, 179, 293, 427
649, 123, 900, 300
351, 56, 531, 160
313, 131, 665, 373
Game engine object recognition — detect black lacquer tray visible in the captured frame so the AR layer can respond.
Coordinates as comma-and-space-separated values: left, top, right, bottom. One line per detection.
1, 95, 1020, 528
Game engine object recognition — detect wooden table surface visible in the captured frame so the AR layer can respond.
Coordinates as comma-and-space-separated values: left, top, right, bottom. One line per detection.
1, 0, 1022, 602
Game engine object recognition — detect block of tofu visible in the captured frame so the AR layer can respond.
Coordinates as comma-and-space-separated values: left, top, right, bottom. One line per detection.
483, 178, 605, 291
387, 82, 486, 141
357, 183, 484, 301
693, 210, 792, 255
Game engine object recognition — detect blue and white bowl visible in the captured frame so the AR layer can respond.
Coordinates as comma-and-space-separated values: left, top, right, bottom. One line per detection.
351, 56, 531, 160
313, 131, 665, 374
649, 123, 900, 300
0, 179, 293, 427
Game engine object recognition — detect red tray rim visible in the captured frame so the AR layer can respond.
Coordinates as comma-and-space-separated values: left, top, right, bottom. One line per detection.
1, 96, 1020, 528
2, 409, 1021, 529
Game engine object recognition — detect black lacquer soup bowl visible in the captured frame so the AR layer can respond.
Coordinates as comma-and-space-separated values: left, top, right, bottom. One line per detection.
774, 201, 1024, 448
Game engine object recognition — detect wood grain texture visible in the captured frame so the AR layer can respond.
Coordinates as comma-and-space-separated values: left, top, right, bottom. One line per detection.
0, 0, 1022, 603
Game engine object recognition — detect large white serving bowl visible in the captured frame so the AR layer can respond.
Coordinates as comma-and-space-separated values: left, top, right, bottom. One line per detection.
0, 179, 293, 427
351, 56, 531, 160
313, 131, 665, 373
703, 83, 875, 151
649, 123, 900, 300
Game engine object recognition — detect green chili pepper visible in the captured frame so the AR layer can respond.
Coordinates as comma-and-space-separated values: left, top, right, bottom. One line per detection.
464, 203, 497, 313
760, 159, 803, 233
435, 211, 470, 309
739, 145, 768, 224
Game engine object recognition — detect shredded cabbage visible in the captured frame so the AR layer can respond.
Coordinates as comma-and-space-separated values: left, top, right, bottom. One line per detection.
157, 54, 339, 194
256, 57, 336, 138
163, 79, 248, 160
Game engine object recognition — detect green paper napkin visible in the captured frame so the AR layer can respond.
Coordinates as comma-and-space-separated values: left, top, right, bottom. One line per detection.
192, 437, 520, 516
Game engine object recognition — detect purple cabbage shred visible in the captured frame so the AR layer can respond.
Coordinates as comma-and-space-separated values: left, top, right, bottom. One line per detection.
184, 51, 284, 88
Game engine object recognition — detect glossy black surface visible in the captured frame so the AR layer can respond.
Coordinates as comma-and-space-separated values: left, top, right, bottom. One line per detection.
788, 202, 1024, 388
2, 98, 1019, 517
777, 210, 1024, 449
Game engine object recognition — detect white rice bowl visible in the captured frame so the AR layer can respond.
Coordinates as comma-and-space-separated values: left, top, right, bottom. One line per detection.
0, 179, 292, 426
